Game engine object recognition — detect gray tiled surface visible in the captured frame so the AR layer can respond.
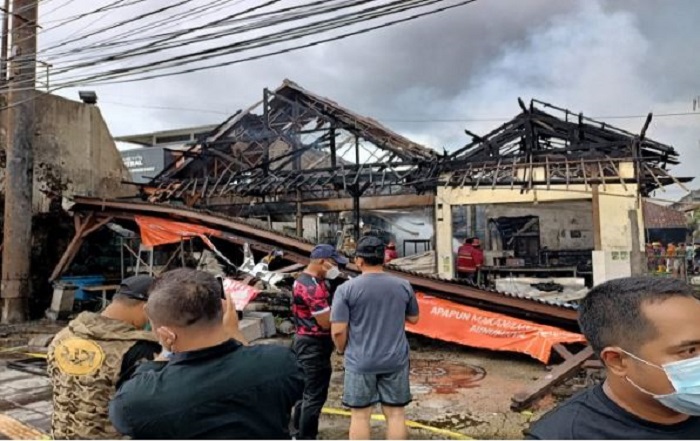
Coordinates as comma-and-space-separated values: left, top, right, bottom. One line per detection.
0, 360, 52, 436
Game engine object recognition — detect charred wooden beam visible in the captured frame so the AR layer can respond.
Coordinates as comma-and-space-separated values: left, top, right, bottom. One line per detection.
511, 346, 594, 411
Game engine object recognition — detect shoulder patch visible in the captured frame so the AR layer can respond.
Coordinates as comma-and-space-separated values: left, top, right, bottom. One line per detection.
54, 338, 105, 376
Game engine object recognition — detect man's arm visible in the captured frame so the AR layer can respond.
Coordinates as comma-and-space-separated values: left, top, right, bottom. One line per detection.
405, 284, 420, 324
331, 322, 348, 353
308, 281, 333, 330
313, 310, 331, 330
117, 341, 162, 390
110, 362, 166, 437
330, 286, 350, 352
222, 291, 249, 345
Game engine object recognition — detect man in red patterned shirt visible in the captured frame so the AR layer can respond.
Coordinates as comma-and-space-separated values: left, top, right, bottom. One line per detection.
291, 244, 348, 439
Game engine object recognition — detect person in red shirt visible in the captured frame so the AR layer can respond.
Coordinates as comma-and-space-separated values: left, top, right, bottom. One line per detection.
291, 244, 348, 440
384, 241, 399, 264
456, 237, 484, 283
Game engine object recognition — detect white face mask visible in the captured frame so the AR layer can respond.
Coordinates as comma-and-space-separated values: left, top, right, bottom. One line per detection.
622, 349, 700, 416
325, 265, 340, 280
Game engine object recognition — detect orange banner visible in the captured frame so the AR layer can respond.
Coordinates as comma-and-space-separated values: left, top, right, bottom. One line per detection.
406, 293, 586, 364
135, 216, 220, 247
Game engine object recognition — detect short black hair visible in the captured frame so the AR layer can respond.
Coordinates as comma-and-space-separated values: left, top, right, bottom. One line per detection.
355, 236, 384, 265
578, 276, 697, 355
358, 255, 384, 266
146, 268, 223, 328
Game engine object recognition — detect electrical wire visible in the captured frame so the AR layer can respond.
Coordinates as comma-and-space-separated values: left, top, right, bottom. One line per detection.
40, 0, 197, 52
47, 0, 373, 70
52, 0, 469, 86
42, 0, 235, 59
96, 99, 700, 123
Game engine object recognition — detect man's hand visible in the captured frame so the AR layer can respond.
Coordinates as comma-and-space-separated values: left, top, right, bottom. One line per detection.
222, 289, 249, 345
154, 327, 176, 361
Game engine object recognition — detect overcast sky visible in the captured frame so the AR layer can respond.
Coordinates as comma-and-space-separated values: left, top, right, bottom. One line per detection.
35, 0, 699, 202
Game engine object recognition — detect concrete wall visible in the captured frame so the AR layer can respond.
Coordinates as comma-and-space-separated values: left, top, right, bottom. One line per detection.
0, 93, 136, 318
32, 93, 134, 213
435, 162, 645, 283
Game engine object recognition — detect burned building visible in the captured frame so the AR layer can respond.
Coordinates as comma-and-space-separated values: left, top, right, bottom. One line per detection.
140, 80, 438, 254
435, 99, 691, 292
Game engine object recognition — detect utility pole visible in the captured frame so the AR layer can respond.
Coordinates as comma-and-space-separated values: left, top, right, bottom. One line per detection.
0, 0, 10, 148
1, 0, 37, 323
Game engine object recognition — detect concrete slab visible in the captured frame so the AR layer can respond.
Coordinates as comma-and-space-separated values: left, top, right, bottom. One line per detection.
244, 312, 277, 338
238, 318, 265, 343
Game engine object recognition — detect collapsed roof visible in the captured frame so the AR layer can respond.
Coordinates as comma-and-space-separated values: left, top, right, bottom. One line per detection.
443, 99, 692, 195
141, 89, 691, 208
144, 80, 440, 214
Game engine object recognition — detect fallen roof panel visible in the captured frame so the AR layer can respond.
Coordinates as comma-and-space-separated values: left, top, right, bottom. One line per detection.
68, 196, 579, 327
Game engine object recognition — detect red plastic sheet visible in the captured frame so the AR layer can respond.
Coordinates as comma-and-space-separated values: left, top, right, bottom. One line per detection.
134, 216, 220, 247
406, 293, 586, 364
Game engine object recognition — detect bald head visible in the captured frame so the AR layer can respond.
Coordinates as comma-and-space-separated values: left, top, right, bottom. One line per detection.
146, 269, 223, 329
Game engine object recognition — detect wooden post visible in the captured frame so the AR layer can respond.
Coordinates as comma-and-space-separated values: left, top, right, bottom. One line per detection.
591, 184, 602, 251
629, 210, 645, 276
295, 189, 303, 237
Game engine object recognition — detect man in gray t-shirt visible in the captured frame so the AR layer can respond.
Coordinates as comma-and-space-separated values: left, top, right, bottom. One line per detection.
331, 236, 419, 440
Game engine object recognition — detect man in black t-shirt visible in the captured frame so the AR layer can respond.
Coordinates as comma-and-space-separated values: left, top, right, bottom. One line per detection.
110, 269, 304, 439
526, 276, 700, 439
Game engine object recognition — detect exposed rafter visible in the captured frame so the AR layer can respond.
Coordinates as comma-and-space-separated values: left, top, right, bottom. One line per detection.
143, 80, 440, 208
445, 99, 691, 195
139, 91, 691, 206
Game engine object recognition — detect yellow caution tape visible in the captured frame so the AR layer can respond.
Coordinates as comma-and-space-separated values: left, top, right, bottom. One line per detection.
23, 353, 47, 359
322, 407, 474, 440
0, 346, 48, 359
0, 346, 27, 354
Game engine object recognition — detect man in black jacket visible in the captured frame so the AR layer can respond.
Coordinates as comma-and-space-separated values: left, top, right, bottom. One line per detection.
109, 269, 304, 439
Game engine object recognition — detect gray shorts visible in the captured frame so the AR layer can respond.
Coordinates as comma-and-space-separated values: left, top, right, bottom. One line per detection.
342, 364, 412, 408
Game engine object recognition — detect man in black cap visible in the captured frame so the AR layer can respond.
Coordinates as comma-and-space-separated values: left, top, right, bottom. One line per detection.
331, 236, 419, 440
291, 244, 349, 439
47, 275, 161, 439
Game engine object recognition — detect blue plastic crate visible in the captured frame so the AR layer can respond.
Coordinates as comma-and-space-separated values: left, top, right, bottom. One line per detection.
58, 275, 106, 301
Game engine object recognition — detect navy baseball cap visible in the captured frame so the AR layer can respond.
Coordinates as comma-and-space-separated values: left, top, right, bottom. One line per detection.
310, 244, 349, 265
117, 275, 154, 301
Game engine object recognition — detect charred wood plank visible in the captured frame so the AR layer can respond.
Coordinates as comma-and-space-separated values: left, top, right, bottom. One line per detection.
511, 346, 594, 411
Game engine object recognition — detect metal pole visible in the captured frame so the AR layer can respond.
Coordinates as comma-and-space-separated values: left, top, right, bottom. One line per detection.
1, 0, 37, 323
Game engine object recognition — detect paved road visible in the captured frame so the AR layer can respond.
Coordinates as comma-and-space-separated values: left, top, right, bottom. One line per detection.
0, 360, 52, 440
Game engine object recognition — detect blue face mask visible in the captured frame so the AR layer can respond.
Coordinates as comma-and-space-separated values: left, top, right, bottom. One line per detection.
623, 350, 700, 416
